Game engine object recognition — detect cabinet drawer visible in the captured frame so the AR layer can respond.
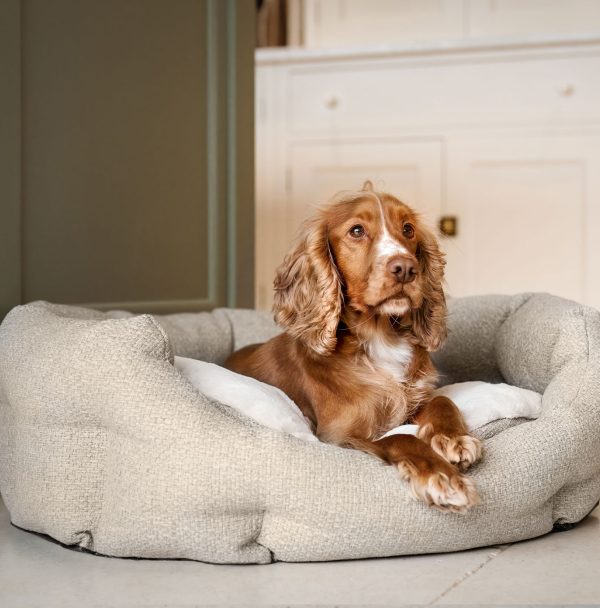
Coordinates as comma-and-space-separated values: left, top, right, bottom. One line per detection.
289, 52, 600, 134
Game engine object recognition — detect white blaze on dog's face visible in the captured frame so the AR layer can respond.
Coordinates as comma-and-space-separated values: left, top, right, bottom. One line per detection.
326, 191, 424, 315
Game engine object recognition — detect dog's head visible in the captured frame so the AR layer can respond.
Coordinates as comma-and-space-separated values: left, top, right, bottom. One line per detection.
273, 182, 447, 355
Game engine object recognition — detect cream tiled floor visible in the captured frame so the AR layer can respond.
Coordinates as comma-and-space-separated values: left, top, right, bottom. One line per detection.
0, 498, 598, 607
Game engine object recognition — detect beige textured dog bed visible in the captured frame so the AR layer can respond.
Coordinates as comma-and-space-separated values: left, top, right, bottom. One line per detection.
0, 293, 599, 563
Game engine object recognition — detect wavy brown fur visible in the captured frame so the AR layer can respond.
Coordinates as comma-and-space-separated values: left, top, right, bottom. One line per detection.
226, 184, 482, 512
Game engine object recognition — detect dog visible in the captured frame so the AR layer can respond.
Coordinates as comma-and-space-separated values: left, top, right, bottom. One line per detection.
225, 182, 481, 512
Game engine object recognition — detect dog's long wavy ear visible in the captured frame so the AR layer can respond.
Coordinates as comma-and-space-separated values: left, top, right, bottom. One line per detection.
412, 224, 448, 351
273, 216, 342, 356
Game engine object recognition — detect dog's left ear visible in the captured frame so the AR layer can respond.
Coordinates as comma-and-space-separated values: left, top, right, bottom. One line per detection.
412, 224, 447, 351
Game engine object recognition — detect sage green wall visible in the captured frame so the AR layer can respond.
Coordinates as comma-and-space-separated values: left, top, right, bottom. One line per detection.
0, 0, 255, 318
0, 0, 21, 319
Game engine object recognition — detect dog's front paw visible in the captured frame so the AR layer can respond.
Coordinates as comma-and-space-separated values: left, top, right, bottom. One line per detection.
397, 459, 479, 513
419, 426, 482, 471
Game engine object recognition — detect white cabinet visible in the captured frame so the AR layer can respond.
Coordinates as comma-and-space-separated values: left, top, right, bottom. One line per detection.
288, 141, 443, 225
288, 53, 600, 134
467, 0, 600, 39
302, 0, 600, 48
303, 0, 464, 48
445, 134, 600, 304
256, 37, 600, 310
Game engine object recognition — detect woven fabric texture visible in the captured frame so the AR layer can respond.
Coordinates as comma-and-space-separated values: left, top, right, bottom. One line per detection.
0, 294, 599, 563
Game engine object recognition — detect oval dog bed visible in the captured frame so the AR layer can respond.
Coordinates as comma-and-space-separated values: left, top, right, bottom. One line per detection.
0, 293, 599, 564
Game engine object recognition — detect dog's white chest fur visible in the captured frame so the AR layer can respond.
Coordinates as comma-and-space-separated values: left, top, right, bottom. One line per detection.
364, 336, 413, 383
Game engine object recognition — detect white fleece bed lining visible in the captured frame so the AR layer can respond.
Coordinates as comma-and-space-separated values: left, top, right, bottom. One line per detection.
174, 357, 542, 443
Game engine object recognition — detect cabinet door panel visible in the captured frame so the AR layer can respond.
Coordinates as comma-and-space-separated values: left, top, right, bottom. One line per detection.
255, 140, 442, 310
303, 0, 464, 48
289, 54, 600, 136
446, 135, 600, 308
289, 140, 443, 223
468, 0, 600, 38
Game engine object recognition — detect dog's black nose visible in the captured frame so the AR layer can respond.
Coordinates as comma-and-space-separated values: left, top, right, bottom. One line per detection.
386, 255, 417, 284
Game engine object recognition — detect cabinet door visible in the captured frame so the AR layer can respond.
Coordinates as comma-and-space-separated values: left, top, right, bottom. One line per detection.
255, 140, 442, 309
467, 0, 600, 39
303, 0, 464, 48
445, 135, 600, 308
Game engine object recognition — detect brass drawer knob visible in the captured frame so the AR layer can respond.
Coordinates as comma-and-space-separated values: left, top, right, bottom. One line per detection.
324, 96, 339, 110
558, 84, 575, 97
439, 215, 458, 237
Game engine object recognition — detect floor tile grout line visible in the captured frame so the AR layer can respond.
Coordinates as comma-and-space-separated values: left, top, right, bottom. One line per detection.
426, 544, 513, 606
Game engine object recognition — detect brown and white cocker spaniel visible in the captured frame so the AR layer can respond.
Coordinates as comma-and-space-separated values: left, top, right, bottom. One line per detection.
226, 182, 481, 512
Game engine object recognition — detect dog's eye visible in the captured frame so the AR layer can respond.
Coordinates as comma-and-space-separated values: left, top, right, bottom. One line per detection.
403, 223, 415, 238
349, 225, 365, 238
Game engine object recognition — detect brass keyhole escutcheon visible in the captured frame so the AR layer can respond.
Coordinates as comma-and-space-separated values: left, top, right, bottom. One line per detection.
439, 215, 457, 237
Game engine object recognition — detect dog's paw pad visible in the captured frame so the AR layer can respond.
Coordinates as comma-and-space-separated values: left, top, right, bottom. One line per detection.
398, 464, 480, 513
429, 434, 482, 471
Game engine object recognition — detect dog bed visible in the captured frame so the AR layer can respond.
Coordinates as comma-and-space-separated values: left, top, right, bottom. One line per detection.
0, 293, 599, 564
